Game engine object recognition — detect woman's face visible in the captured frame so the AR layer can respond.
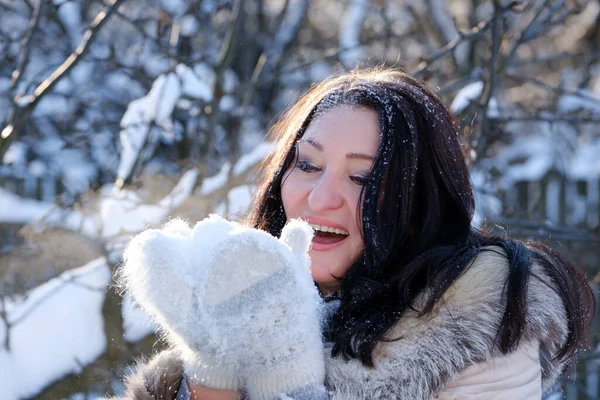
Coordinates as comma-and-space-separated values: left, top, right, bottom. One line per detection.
281, 106, 380, 294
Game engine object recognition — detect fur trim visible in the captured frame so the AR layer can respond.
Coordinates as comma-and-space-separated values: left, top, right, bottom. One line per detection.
324, 246, 569, 399
105, 349, 184, 400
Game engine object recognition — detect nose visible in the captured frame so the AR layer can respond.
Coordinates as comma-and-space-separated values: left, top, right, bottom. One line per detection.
307, 172, 344, 211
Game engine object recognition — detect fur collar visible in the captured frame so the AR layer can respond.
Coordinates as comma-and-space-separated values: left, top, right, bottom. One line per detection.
101, 349, 184, 400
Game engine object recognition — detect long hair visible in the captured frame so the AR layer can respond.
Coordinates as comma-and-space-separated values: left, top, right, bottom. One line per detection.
245, 68, 594, 366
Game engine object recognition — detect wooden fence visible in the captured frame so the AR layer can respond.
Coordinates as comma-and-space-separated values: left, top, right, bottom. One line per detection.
0, 166, 63, 202
500, 171, 599, 230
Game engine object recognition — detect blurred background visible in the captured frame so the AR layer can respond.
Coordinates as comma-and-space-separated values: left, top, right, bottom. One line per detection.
0, 0, 599, 398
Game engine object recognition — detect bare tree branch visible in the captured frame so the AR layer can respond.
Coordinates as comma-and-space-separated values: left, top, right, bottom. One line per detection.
424, 0, 468, 70
9, 0, 45, 93
0, 0, 126, 159
192, 0, 246, 164
412, 17, 492, 77
506, 73, 600, 107
473, 0, 504, 157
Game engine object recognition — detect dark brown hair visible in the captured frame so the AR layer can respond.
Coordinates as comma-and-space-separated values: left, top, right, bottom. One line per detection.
245, 68, 594, 366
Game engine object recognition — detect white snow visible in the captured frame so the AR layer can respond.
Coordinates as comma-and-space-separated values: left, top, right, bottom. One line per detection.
0, 258, 111, 400
122, 294, 156, 343
214, 185, 255, 218
200, 163, 231, 195
0, 187, 53, 224
219, 95, 237, 112
426, 0, 468, 68
160, 0, 187, 16
177, 64, 213, 101
53, 148, 98, 195
232, 142, 273, 176
180, 15, 199, 36
222, 70, 239, 94
36, 136, 65, 156
557, 89, 600, 113
569, 136, 600, 179
43, 207, 100, 239
117, 125, 152, 182
32, 94, 72, 118
158, 169, 198, 209
339, 0, 370, 68
28, 160, 48, 176
2, 142, 28, 165
101, 169, 199, 238
487, 97, 499, 118
155, 74, 181, 129
57, 1, 82, 49
450, 81, 483, 114
118, 72, 184, 181
91, 42, 111, 60
70, 61, 94, 86
121, 74, 178, 127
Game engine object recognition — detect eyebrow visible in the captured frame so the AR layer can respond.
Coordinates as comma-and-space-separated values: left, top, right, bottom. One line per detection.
300, 137, 375, 161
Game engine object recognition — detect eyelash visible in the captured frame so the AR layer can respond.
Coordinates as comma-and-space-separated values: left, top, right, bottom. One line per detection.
295, 160, 368, 186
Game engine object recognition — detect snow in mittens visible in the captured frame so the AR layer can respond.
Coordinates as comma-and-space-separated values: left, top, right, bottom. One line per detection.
120, 216, 325, 398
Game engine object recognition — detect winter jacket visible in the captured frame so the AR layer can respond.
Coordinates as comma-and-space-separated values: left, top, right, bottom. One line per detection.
110, 247, 570, 399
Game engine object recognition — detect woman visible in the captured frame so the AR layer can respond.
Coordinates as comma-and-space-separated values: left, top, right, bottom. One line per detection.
114, 68, 594, 400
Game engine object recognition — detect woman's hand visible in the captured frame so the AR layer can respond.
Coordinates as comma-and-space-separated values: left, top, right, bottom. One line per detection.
197, 218, 326, 400
121, 215, 326, 400
187, 381, 243, 400
121, 216, 243, 391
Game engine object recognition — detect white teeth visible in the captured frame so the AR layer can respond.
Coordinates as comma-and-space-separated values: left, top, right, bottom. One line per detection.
308, 223, 349, 236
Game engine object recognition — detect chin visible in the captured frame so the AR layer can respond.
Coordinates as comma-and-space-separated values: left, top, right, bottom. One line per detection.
310, 262, 341, 285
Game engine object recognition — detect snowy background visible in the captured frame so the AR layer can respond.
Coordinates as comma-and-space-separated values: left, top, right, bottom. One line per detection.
0, 0, 599, 398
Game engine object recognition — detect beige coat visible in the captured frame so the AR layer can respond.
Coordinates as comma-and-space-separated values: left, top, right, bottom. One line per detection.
436, 342, 541, 399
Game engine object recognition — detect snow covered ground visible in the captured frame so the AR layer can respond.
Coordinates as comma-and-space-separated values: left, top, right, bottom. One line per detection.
0, 259, 111, 400
0, 141, 268, 399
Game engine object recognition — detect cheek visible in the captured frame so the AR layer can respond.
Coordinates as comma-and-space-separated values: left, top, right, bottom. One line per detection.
280, 176, 303, 217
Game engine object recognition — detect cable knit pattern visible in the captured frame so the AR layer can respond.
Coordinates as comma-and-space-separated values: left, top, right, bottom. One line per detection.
114, 246, 570, 400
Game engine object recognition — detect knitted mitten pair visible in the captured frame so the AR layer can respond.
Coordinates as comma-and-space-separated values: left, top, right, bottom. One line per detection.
121, 215, 325, 400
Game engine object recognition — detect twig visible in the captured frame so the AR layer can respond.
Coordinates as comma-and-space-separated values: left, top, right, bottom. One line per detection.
25, 0, 126, 107
10, 270, 107, 327
0, 0, 126, 159
512, 51, 600, 67
489, 217, 597, 242
192, 0, 245, 164
0, 295, 10, 350
494, 113, 600, 124
473, 0, 503, 157
412, 17, 492, 77
506, 73, 600, 107
9, 0, 46, 92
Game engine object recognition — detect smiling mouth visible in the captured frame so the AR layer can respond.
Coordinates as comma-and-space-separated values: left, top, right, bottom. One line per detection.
313, 231, 348, 245
308, 223, 349, 245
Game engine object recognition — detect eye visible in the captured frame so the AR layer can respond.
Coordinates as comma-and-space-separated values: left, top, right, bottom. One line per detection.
296, 160, 321, 173
350, 175, 368, 186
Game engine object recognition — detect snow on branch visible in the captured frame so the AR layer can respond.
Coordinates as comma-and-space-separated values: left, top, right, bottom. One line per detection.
0, 0, 126, 160
424, 0, 468, 69
339, 0, 370, 68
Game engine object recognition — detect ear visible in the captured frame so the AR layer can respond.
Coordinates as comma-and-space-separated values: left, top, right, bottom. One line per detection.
280, 219, 314, 260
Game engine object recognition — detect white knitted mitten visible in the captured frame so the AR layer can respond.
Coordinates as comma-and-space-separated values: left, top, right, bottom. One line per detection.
121, 216, 325, 399
197, 218, 325, 400
121, 216, 243, 390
